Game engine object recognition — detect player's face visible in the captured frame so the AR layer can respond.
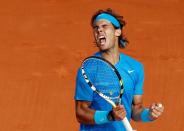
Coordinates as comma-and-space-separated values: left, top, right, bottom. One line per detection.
93, 19, 120, 51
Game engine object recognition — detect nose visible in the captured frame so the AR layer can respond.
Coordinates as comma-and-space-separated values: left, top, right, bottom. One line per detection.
97, 26, 103, 32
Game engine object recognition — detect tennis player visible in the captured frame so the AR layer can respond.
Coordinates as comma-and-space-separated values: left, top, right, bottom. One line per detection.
74, 8, 164, 131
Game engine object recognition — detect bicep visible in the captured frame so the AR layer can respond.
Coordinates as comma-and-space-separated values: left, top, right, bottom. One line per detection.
134, 63, 144, 95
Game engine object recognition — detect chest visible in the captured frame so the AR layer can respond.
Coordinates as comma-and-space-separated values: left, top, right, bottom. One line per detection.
115, 63, 137, 96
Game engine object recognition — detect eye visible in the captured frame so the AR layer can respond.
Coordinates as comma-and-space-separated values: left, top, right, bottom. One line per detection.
102, 24, 108, 28
93, 24, 109, 31
93, 26, 98, 31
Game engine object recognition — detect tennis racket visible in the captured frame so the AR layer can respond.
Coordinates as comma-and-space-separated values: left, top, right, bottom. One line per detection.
81, 56, 134, 131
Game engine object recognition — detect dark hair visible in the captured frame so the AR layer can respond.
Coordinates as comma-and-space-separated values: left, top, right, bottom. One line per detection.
91, 8, 129, 48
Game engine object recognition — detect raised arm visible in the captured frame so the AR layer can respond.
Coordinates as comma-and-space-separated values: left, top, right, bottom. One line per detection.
132, 95, 164, 122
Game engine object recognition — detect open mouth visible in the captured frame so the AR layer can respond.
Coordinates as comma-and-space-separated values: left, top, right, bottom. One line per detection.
98, 36, 106, 45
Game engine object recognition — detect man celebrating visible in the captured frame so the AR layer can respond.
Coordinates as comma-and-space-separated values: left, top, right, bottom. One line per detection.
74, 8, 164, 131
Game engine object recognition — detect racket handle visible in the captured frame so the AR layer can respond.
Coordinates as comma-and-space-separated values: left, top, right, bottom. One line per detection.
122, 117, 134, 131
105, 99, 134, 131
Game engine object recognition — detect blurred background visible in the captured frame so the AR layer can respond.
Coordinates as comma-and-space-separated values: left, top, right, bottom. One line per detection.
0, 0, 184, 130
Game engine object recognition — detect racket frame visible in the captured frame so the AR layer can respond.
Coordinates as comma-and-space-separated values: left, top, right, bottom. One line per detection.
81, 56, 134, 131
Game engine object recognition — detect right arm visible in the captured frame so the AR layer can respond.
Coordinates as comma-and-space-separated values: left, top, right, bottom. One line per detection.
75, 100, 95, 124
75, 68, 96, 124
75, 68, 126, 124
75, 100, 126, 124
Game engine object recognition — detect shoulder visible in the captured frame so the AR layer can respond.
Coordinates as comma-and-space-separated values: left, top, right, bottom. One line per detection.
120, 53, 143, 70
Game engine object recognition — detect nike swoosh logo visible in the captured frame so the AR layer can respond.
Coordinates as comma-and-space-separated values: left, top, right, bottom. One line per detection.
128, 70, 134, 74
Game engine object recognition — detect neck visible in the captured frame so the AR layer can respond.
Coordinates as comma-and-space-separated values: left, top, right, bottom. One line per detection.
101, 47, 120, 65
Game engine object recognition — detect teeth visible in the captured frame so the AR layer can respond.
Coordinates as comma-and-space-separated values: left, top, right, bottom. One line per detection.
99, 36, 105, 39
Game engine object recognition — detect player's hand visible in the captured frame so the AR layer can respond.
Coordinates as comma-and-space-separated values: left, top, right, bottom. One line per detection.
110, 105, 126, 121
149, 103, 164, 120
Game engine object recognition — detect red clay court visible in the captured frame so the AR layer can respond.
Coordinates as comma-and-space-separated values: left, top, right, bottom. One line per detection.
0, 0, 184, 131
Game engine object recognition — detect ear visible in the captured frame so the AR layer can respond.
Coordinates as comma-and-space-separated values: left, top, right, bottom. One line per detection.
115, 29, 121, 37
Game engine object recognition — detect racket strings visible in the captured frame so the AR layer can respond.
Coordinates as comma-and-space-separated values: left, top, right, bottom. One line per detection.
82, 57, 122, 103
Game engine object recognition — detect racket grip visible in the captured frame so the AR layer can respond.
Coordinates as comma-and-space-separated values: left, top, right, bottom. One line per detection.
122, 117, 134, 131
106, 100, 134, 130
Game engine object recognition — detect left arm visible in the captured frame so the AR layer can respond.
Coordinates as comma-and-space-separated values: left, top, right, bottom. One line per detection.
132, 62, 164, 122
131, 95, 144, 121
131, 95, 164, 122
